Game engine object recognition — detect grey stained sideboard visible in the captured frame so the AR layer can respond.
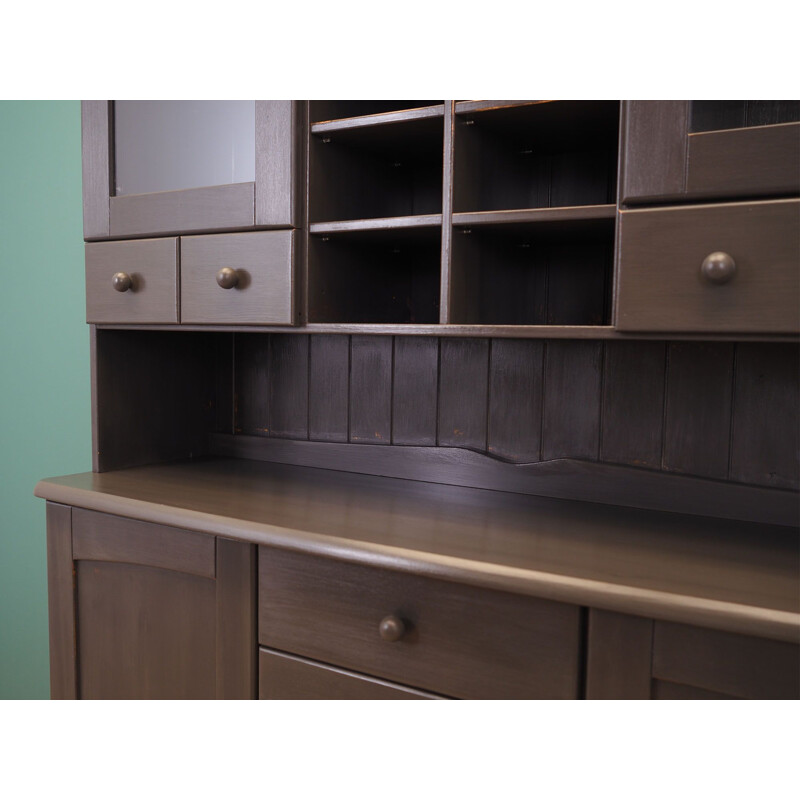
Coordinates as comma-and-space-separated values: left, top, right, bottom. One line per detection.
36, 100, 800, 699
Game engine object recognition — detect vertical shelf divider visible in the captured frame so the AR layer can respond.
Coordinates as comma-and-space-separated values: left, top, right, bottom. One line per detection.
440, 101, 455, 324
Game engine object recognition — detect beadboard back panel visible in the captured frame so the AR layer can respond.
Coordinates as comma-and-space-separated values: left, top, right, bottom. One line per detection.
232, 334, 799, 492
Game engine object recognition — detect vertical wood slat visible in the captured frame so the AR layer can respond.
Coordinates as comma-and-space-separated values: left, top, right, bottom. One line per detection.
216, 538, 257, 699
586, 609, 653, 700
214, 333, 234, 434
46, 503, 77, 699
487, 339, 543, 462
542, 341, 602, 460
350, 336, 393, 445
663, 342, 735, 480
601, 341, 666, 469
438, 338, 489, 450
234, 334, 271, 436
439, 102, 455, 323
81, 100, 111, 239
393, 337, 439, 446
269, 334, 309, 439
621, 101, 689, 204
309, 335, 350, 443
730, 343, 800, 490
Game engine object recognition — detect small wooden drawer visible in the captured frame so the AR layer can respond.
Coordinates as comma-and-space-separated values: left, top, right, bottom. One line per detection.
616, 198, 799, 333
258, 548, 582, 699
653, 621, 800, 700
180, 230, 295, 324
85, 238, 178, 324
259, 648, 442, 699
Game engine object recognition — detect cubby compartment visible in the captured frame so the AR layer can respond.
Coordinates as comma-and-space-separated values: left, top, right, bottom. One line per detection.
310, 114, 444, 224
449, 217, 613, 326
308, 226, 441, 324
310, 101, 443, 123
690, 100, 800, 133
453, 101, 619, 213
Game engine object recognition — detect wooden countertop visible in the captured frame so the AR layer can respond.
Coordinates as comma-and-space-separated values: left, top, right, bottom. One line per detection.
35, 457, 800, 643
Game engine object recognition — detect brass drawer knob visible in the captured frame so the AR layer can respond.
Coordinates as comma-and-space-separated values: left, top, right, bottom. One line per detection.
112, 272, 133, 292
378, 615, 405, 642
216, 267, 239, 290
701, 251, 736, 285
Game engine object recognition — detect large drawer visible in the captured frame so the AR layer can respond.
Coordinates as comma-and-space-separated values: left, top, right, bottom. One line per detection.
258, 547, 582, 699
616, 199, 799, 333
259, 648, 441, 700
180, 230, 295, 324
85, 238, 178, 324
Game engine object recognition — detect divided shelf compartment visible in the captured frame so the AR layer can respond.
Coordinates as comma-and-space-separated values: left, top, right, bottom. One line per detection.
306, 101, 621, 327
690, 101, 800, 133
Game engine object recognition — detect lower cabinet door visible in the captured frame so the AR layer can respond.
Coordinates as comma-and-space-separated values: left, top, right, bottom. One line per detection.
259, 649, 443, 700
46, 504, 257, 700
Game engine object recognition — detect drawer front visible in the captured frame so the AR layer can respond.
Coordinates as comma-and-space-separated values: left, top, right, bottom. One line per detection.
616, 199, 799, 333
85, 238, 178, 324
259, 648, 441, 700
258, 548, 582, 699
653, 622, 800, 700
181, 230, 294, 324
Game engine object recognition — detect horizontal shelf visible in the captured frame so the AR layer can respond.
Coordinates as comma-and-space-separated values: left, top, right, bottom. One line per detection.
455, 100, 551, 115
310, 101, 443, 124
310, 214, 443, 235
453, 205, 616, 234
93, 323, 800, 343
312, 105, 444, 135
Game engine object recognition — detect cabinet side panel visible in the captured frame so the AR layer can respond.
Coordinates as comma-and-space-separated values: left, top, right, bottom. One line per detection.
216, 539, 257, 699
255, 100, 301, 228
621, 101, 688, 204
585, 609, 653, 699
81, 101, 111, 239
46, 503, 77, 700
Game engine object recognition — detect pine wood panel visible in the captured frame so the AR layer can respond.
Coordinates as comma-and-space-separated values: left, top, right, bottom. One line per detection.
309, 334, 350, 442
438, 338, 489, 449
349, 336, 392, 444
392, 337, 438, 445
269, 334, 308, 439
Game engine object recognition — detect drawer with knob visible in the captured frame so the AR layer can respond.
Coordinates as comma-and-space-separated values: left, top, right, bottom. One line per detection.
615, 198, 799, 333
180, 230, 295, 325
85, 237, 179, 324
258, 547, 583, 699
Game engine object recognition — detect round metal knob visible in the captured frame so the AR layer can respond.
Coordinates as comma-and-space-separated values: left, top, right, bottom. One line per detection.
112, 272, 133, 292
701, 252, 736, 285
378, 615, 405, 642
216, 267, 239, 290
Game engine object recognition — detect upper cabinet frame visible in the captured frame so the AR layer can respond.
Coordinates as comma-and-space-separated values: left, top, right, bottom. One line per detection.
621, 100, 800, 205
81, 101, 305, 240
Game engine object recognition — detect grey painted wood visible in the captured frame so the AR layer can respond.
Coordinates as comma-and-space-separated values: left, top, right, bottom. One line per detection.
259, 648, 442, 699
453, 205, 616, 227
46, 503, 77, 699
109, 181, 255, 238
72, 507, 216, 579
586, 610, 653, 699
213, 333, 235, 434
35, 458, 800, 642
209, 435, 799, 527
653, 622, 800, 699
85, 238, 178, 324
392, 337, 439, 446
81, 101, 111, 240
730, 343, 800, 490
234, 333, 270, 436
181, 230, 294, 325
455, 100, 547, 114
438, 338, 489, 449
269, 334, 309, 439
309, 214, 441, 234
620, 101, 689, 204
255, 101, 302, 228
258, 546, 582, 699
616, 199, 800, 333
439, 102, 455, 324
687, 123, 800, 199
652, 680, 735, 700
542, 341, 602, 460
601, 341, 666, 469
487, 339, 543, 461
311, 104, 444, 135
349, 336, 392, 444
309, 334, 350, 442
663, 342, 734, 480
216, 538, 257, 699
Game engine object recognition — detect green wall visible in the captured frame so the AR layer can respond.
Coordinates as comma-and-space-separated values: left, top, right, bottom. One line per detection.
0, 101, 90, 699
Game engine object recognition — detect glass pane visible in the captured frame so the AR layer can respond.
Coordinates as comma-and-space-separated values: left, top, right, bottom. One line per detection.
114, 100, 255, 196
